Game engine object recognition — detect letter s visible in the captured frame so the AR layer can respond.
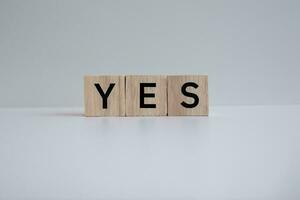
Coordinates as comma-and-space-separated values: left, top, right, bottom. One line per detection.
181, 82, 199, 108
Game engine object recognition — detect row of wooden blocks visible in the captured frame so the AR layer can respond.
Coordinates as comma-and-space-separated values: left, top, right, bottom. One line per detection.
84, 75, 208, 116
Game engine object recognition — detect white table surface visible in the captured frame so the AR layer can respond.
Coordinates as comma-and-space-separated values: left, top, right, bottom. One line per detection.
0, 106, 299, 200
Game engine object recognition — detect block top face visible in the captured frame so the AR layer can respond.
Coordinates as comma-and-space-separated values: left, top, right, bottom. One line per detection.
84, 76, 125, 117
125, 75, 167, 116
167, 75, 208, 116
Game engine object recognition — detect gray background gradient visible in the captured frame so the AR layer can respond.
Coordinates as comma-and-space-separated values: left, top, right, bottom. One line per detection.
0, 0, 299, 107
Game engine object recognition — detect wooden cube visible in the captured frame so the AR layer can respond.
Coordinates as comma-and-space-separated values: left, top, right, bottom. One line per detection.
167, 75, 208, 116
84, 76, 125, 116
125, 75, 167, 116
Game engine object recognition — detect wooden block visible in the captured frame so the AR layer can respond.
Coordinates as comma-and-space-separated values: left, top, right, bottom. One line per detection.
167, 75, 208, 116
84, 76, 125, 116
125, 75, 167, 116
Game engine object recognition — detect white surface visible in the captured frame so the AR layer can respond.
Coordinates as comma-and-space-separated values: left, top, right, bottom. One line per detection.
0, 106, 299, 200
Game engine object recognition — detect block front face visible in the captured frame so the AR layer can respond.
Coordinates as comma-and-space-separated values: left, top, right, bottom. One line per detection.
168, 75, 208, 116
126, 75, 167, 116
84, 76, 125, 116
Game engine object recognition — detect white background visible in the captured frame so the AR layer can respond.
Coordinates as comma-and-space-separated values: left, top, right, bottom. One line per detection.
0, 1, 300, 200
1, 0, 300, 107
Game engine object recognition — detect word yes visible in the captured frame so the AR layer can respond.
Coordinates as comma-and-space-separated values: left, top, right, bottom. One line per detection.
84, 75, 208, 116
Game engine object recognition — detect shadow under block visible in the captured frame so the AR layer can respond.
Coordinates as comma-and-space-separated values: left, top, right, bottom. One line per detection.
125, 75, 167, 116
84, 76, 125, 116
167, 75, 208, 116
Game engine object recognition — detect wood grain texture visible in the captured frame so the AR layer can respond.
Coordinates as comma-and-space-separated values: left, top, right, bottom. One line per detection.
125, 75, 167, 116
167, 75, 208, 116
84, 76, 125, 117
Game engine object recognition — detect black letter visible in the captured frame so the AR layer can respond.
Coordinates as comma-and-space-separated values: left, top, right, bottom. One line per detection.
94, 83, 115, 109
140, 83, 156, 108
181, 82, 199, 108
